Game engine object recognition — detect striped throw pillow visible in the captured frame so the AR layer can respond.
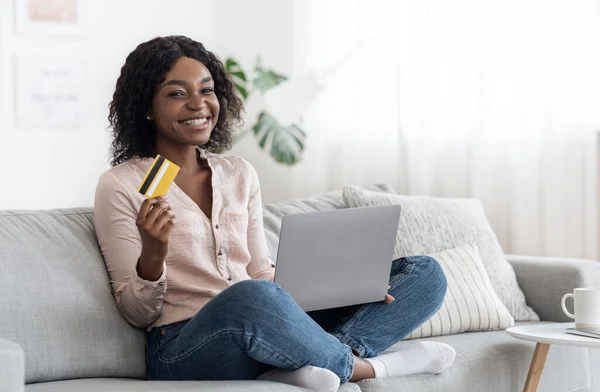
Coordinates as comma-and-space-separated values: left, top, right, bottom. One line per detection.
342, 185, 538, 321
406, 245, 514, 339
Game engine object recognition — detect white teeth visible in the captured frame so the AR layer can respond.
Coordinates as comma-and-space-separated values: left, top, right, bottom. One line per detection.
183, 118, 207, 126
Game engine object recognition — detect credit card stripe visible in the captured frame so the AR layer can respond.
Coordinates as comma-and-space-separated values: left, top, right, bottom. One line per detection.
147, 161, 170, 197
139, 155, 165, 195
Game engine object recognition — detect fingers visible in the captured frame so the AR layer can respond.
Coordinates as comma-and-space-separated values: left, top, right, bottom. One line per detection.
146, 200, 172, 225
156, 209, 176, 230
162, 217, 176, 239
136, 196, 176, 255
136, 197, 174, 239
154, 215, 176, 244
384, 285, 394, 304
137, 197, 161, 224
384, 294, 395, 304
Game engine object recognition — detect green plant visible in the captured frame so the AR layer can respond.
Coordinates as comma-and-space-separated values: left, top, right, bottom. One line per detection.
225, 57, 306, 166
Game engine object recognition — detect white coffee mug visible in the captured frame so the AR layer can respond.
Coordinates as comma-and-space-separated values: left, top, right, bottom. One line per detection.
561, 288, 600, 328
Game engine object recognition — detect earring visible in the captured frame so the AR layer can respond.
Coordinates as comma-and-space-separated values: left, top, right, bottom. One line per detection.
146, 115, 151, 121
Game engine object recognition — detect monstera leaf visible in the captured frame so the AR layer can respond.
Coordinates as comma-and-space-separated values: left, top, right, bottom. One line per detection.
252, 58, 288, 93
252, 112, 305, 166
224, 56, 307, 166
224, 57, 249, 100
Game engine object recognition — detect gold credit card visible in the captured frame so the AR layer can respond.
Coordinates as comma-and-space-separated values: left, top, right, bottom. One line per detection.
138, 155, 180, 198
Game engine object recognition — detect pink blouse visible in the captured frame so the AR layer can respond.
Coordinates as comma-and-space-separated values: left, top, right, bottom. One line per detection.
94, 151, 275, 330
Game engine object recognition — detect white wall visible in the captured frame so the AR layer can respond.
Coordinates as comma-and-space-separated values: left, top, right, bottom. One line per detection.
0, 0, 218, 209
214, 0, 303, 204
0, 0, 332, 209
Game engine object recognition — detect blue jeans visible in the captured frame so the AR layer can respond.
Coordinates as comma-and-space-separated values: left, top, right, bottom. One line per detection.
146, 255, 447, 383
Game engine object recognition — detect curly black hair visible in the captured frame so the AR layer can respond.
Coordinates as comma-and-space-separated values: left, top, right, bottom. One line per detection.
108, 35, 243, 166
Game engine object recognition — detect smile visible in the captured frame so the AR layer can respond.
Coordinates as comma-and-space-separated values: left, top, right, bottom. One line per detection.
181, 118, 208, 126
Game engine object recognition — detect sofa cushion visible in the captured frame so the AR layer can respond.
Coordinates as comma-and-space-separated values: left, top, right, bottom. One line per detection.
357, 322, 591, 392
0, 338, 24, 392
25, 378, 362, 392
343, 186, 538, 322
0, 209, 146, 383
406, 245, 514, 339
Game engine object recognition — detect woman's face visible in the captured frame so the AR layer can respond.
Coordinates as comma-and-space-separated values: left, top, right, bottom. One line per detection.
150, 56, 220, 147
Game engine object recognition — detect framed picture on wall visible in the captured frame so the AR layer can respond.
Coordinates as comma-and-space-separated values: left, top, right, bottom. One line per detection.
13, 55, 87, 128
14, 0, 82, 37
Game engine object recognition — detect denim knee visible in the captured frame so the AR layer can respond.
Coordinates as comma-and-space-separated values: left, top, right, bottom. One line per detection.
413, 255, 447, 310
220, 280, 284, 313
226, 279, 280, 299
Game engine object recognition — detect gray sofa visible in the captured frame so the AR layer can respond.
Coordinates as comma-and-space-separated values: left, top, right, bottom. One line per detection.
2, 189, 600, 392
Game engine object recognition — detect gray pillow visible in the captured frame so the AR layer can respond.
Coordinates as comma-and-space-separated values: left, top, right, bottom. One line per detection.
0, 209, 146, 383
343, 185, 539, 322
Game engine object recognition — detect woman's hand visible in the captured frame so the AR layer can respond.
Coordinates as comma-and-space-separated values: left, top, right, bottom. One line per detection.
383, 285, 395, 304
136, 196, 176, 280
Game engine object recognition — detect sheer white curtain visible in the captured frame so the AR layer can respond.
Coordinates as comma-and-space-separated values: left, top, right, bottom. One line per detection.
292, 0, 600, 258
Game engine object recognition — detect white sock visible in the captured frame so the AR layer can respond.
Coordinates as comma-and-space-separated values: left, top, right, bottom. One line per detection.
257, 365, 340, 392
364, 341, 455, 378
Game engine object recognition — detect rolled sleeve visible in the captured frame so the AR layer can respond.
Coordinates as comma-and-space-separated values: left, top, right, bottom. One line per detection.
251, 265, 276, 282
94, 171, 167, 329
242, 161, 276, 282
113, 261, 168, 327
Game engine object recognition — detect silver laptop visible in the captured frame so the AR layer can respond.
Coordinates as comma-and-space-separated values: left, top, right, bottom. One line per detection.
273, 205, 401, 312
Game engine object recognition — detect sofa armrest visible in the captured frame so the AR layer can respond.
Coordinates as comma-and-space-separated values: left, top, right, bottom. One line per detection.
507, 254, 600, 322
0, 338, 24, 392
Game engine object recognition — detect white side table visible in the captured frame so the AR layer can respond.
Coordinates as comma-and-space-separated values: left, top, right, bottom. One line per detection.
506, 322, 600, 392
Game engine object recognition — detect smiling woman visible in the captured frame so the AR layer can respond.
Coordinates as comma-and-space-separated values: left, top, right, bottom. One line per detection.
93, 35, 453, 390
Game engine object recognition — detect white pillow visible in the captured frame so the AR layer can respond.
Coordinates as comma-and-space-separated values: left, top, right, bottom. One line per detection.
406, 245, 514, 339
343, 186, 538, 321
